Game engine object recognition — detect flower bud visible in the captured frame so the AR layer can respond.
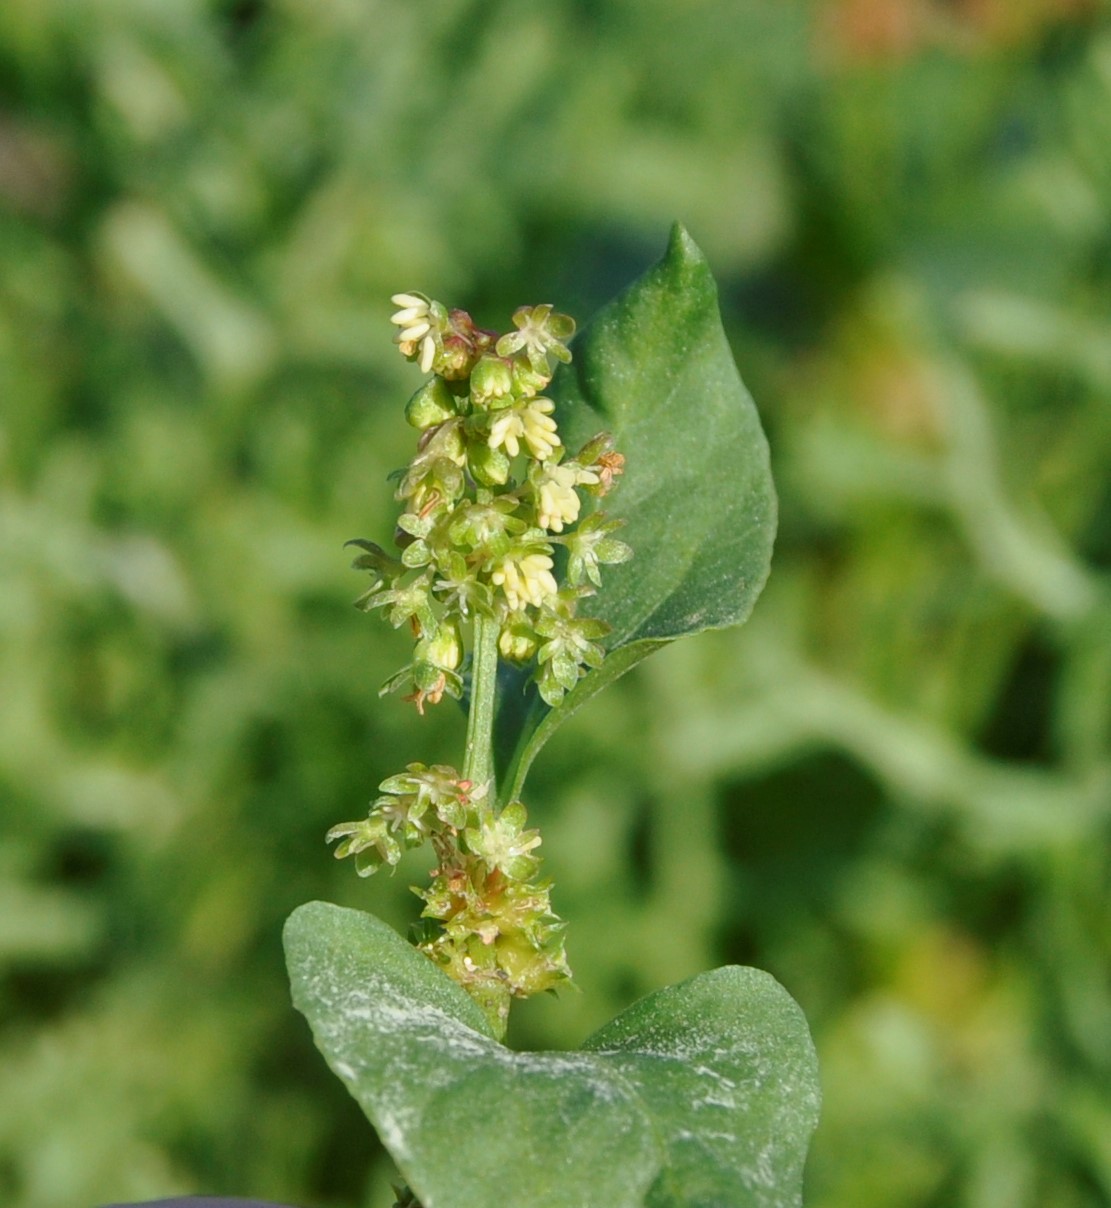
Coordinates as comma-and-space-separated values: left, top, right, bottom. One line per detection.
511, 360, 550, 399
405, 378, 458, 429
438, 333, 475, 380
433, 421, 467, 465
498, 619, 538, 662
467, 440, 511, 486
417, 617, 464, 672
434, 309, 494, 381
470, 355, 515, 407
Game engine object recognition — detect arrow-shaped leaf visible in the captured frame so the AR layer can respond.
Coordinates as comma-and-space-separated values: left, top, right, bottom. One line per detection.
495, 224, 777, 799
285, 902, 819, 1208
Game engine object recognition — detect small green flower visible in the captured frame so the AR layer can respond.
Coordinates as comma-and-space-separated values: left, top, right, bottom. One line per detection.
326, 815, 403, 876
495, 304, 575, 376
560, 512, 633, 587
327, 761, 488, 873
373, 790, 433, 845
361, 573, 436, 633
447, 495, 525, 552
464, 800, 542, 880
396, 460, 465, 518
377, 762, 486, 830
433, 551, 493, 618
534, 605, 610, 705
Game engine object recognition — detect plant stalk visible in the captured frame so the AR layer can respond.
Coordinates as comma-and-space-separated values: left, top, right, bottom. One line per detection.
462, 613, 499, 799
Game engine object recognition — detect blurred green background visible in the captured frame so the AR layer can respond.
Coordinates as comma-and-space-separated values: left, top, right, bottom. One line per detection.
3, 1, 1111, 1205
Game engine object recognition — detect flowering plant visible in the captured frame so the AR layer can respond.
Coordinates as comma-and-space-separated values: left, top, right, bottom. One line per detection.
328, 286, 629, 1035
285, 227, 820, 1208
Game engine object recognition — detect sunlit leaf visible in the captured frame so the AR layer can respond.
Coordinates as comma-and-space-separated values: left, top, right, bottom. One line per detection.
496, 224, 777, 799
285, 902, 819, 1208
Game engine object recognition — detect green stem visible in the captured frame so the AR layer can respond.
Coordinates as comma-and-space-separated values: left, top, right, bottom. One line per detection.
463, 613, 499, 799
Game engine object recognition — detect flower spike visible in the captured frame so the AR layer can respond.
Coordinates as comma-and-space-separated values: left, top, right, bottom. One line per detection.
331, 290, 630, 1035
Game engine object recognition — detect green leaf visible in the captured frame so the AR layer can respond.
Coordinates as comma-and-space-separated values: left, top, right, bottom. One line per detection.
285, 902, 820, 1208
583, 966, 822, 1208
496, 224, 777, 799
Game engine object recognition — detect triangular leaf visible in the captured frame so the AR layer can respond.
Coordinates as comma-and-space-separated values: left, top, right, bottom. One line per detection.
496, 224, 776, 799
285, 902, 819, 1208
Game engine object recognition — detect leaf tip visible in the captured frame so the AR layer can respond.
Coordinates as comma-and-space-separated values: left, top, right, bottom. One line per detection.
665, 221, 706, 269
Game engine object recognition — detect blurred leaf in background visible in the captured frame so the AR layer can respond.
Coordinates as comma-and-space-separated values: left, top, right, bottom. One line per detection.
1, 1, 1110, 1206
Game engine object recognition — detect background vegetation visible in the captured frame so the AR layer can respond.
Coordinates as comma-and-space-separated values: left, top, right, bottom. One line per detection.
2, 1, 1110, 1205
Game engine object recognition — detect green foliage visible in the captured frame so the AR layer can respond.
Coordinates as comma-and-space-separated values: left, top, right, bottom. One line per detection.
289, 228, 794, 1198
286, 901, 819, 1208
497, 222, 776, 796
3, 2, 1111, 1207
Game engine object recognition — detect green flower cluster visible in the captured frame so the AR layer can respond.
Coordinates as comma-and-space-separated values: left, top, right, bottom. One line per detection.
327, 762, 481, 875
329, 293, 631, 1035
415, 791, 570, 1033
353, 293, 630, 712
328, 762, 569, 1031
